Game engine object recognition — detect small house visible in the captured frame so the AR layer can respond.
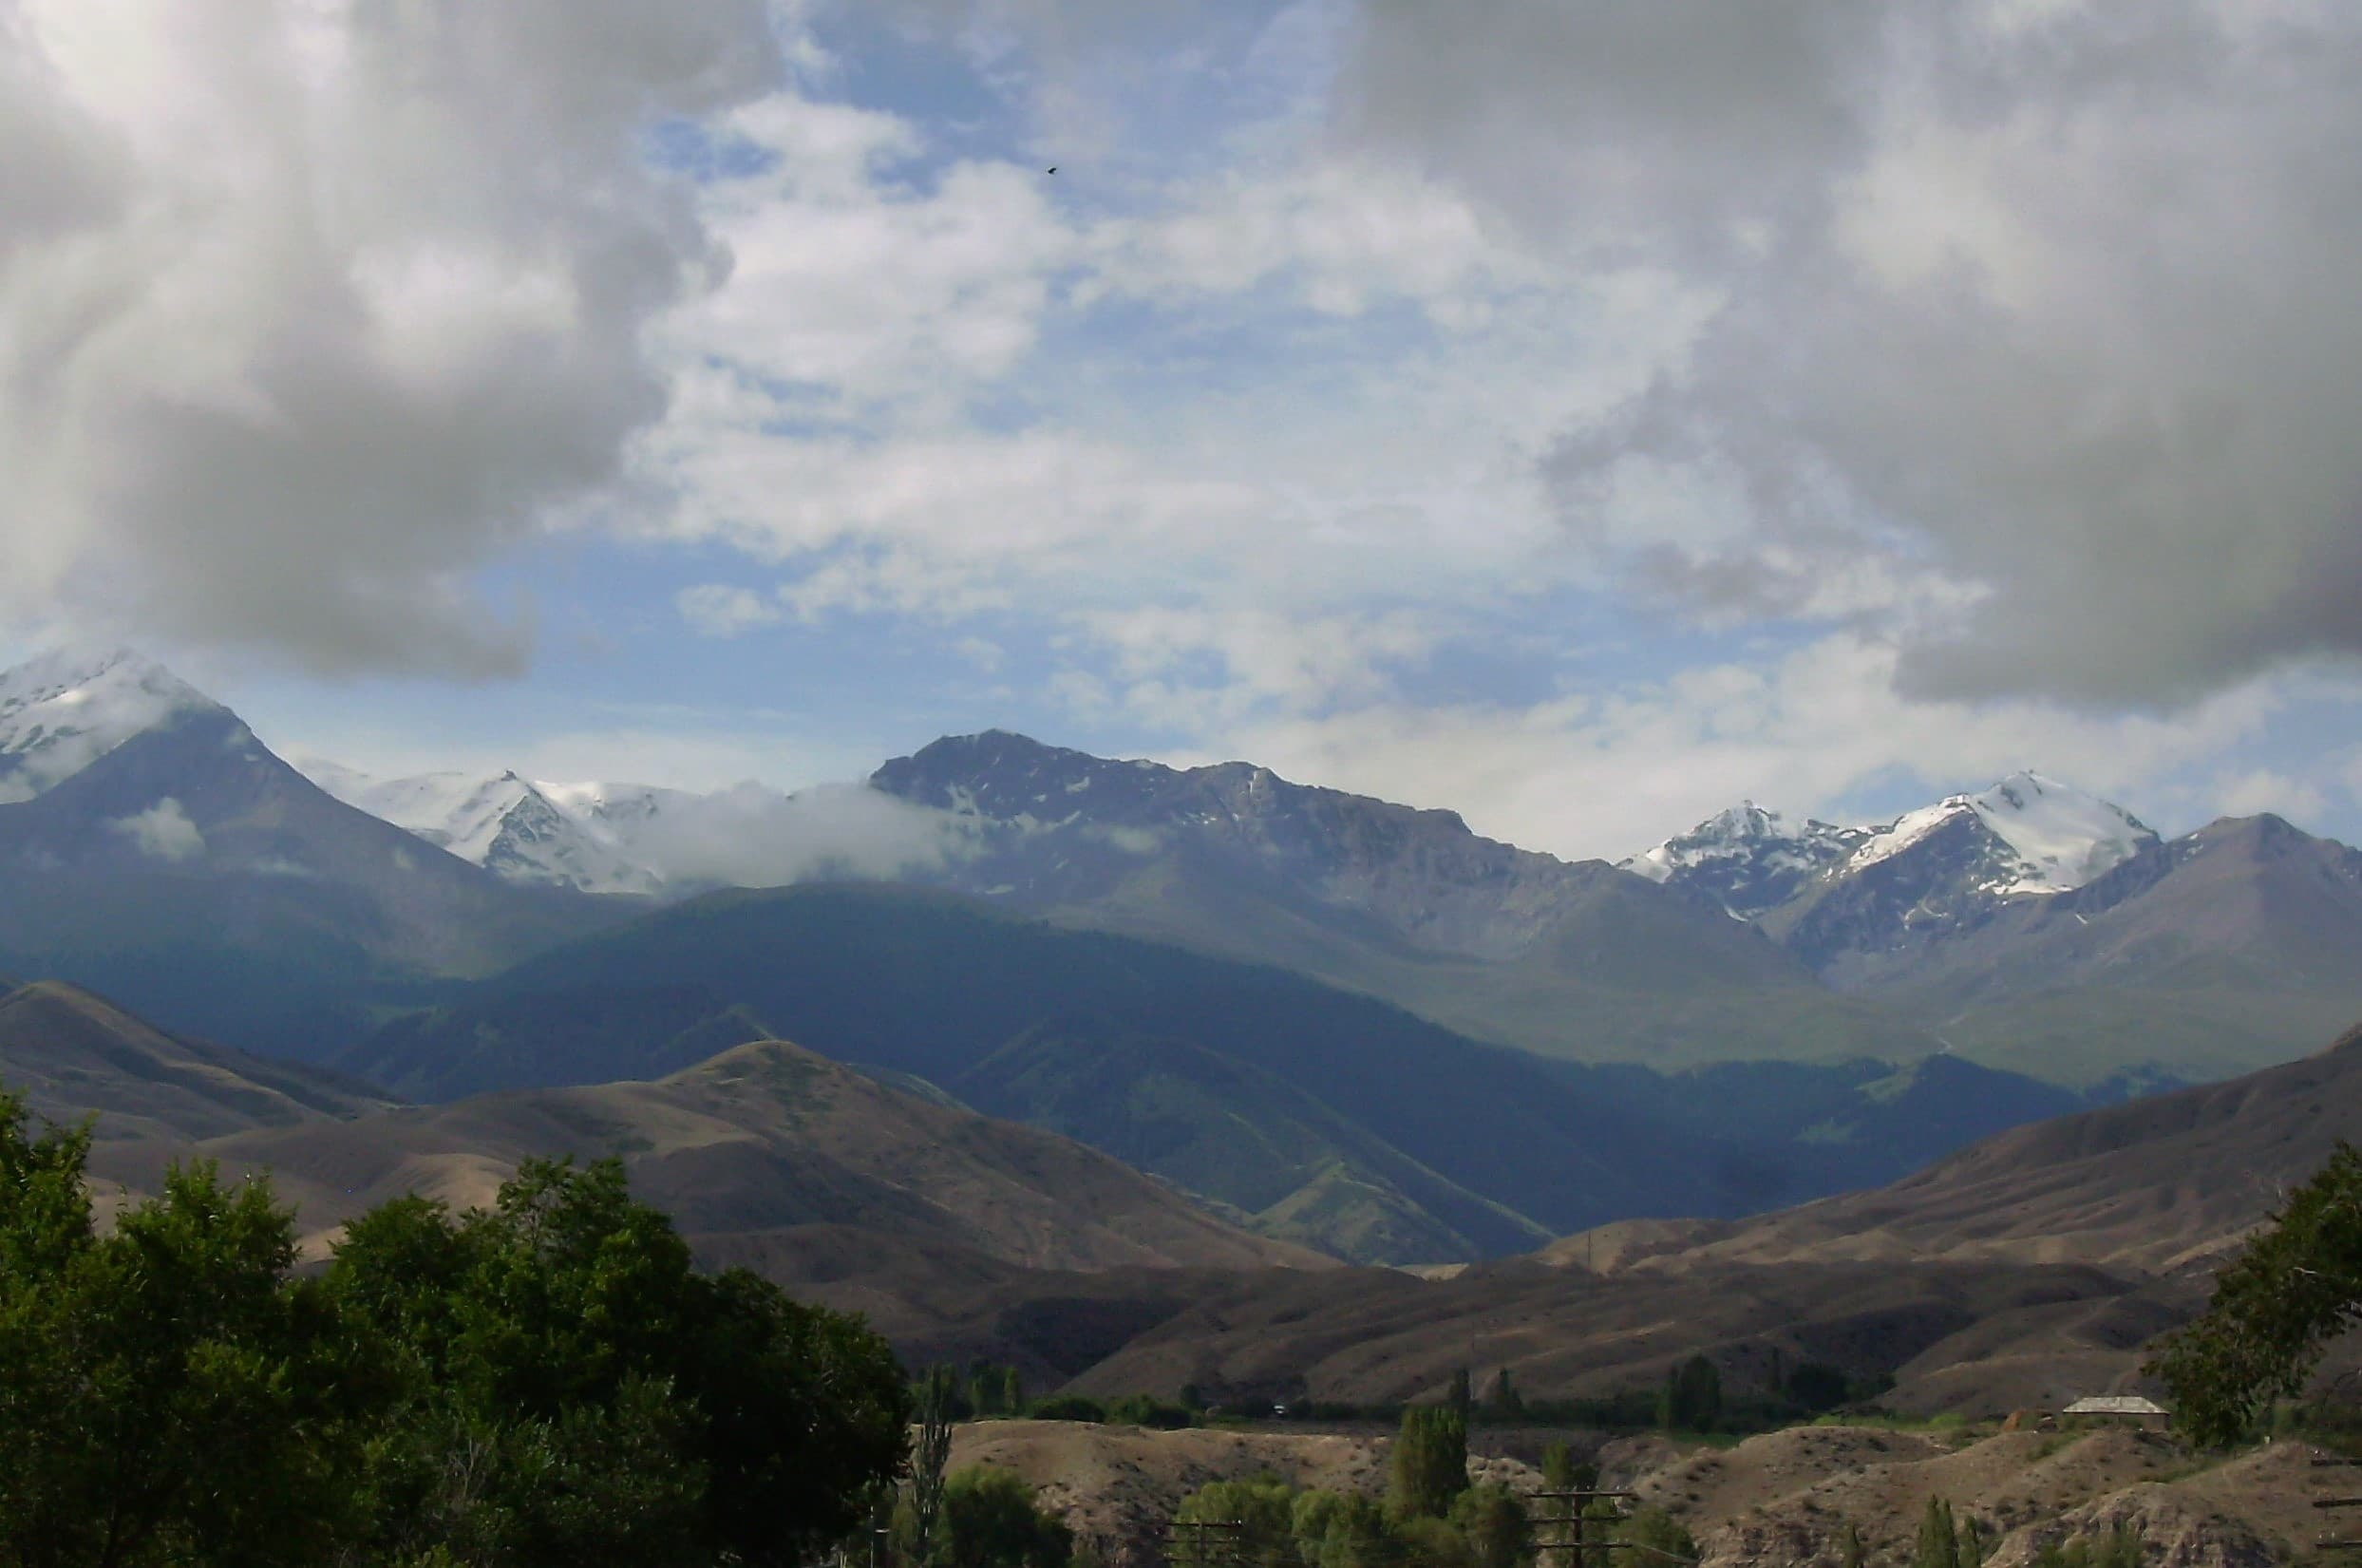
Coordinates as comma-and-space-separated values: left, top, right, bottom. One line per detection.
2061, 1395, 2169, 1426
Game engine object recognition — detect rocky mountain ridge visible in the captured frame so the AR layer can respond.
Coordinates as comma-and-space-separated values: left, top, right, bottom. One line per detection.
7, 649, 2358, 1086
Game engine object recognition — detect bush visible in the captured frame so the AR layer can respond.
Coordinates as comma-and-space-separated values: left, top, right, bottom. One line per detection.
1105, 1393, 1195, 1429
935, 1468, 1073, 1568
1027, 1395, 1109, 1424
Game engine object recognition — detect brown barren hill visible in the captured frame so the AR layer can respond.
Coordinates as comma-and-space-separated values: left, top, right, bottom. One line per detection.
1553, 1016, 2362, 1276
87, 1037, 1332, 1275
0, 978, 392, 1143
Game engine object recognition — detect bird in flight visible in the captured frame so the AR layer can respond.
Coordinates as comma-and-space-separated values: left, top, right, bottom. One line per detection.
1046, 166, 1057, 174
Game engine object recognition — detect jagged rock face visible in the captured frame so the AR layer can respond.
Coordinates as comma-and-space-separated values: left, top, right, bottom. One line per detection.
1637, 773, 2163, 975
305, 764, 664, 897
1623, 803, 1869, 919
871, 731, 1619, 960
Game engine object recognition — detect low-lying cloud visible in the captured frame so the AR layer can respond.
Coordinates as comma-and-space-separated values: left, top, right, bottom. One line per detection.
0, 0, 779, 674
615, 782, 973, 889
109, 798, 205, 862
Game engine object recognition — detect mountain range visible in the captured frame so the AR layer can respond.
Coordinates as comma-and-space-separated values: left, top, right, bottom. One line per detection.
856, 1010, 2362, 1417
25, 968, 2358, 1421
3, 644, 2359, 1261
333, 882, 2101, 1262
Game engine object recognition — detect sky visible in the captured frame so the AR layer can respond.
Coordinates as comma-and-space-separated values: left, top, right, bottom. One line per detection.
4, 0, 2361, 860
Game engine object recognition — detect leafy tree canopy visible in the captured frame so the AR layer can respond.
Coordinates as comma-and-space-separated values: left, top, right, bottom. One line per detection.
0, 1085, 911, 1568
2150, 1142, 2362, 1446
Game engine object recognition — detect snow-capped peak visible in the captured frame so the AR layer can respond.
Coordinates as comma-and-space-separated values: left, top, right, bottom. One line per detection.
301, 763, 664, 897
0, 648, 224, 803
1621, 802, 1869, 917
1627, 770, 2158, 918
1844, 770, 2157, 895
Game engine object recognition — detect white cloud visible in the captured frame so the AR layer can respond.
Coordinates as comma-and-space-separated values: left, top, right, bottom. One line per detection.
2211, 769, 2331, 827
109, 797, 205, 861
610, 780, 972, 887
675, 584, 782, 638
0, 0, 780, 674
1069, 604, 1445, 727
660, 93, 1075, 415
1340, 0, 2362, 705
1206, 633, 2288, 860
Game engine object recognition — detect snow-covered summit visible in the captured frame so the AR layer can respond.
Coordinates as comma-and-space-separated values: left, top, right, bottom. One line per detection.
1629, 770, 2161, 927
0, 649, 224, 804
302, 763, 664, 897
1621, 803, 1868, 919
1845, 770, 2158, 896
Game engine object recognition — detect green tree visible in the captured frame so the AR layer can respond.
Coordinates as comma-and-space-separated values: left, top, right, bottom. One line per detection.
909, 1367, 961, 1561
1488, 1368, 1525, 1419
1450, 1483, 1531, 1568
969, 1363, 1026, 1419
0, 1089, 361, 1568
1579, 1499, 1626, 1568
1614, 1507, 1695, 1564
2150, 1142, 2362, 1445
1657, 1356, 1722, 1433
1450, 1367, 1474, 1419
1786, 1362, 1852, 1414
1396, 1515, 1480, 1568
1293, 1491, 1388, 1568
0, 1086, 913, 1568
1915, 1498, 1962, 1568
1179, 1475, 1299, 1568
328, 1156, 910, 1567
1389, 1405, 1470, 1520
936, 1468, 1072, 1568
1841, 1521, 1866, 1568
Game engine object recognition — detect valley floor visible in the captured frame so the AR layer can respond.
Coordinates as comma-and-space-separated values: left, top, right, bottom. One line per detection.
959, 1418, 2327, 1568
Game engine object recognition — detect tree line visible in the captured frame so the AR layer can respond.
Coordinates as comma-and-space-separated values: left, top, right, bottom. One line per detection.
0, 1086, 909, 1567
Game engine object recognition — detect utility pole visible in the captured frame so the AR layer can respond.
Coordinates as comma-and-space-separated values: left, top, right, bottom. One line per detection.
1530, 1488, 1636, 1568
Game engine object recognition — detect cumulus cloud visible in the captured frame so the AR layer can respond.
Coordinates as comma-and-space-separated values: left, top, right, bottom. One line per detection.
109, 797, 205, 861
0, 0, 780, 674
1339, 0, 2362, 707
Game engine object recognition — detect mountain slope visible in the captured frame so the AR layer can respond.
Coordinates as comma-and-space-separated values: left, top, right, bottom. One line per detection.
1677, 773, 2161, 976
872, 732, 1940, 1067
951, 1022, 1555, 1261
1830, 814, 2362, 1083
91, 1037, 1329, 1275
344, 883, 2103, 1263
0, 654, 615, 1054
304, 763, 662, 896
349, 982, 774, 1102
0, 649, 221, 803
1546, 1010, 2362, 1278
0, 978, 392, 1143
